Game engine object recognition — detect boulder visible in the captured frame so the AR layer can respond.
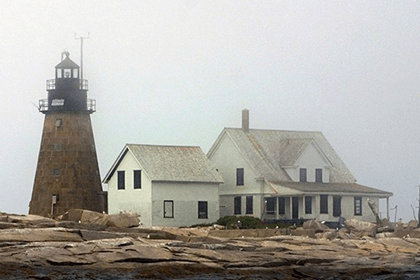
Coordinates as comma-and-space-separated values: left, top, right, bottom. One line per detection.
59, 209, 84, 222
80, 210, 104, 224
337, 228, 351, 239
407, 220, 419, 229
7, 214, 56, 225
376, 232, 394, 239
0, 227, 83, 242
291, 228, 316, 238
377, 226, 394, 233
0, 222, 21, 229
101, 212, 140, 228
380, 218, 393, 228
302, 219, 329, 233
344, 219, 377, 238
59, 210, 140, 229
315, 229, 337, 240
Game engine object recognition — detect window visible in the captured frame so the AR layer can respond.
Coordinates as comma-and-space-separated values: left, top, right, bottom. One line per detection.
198, 201, 208, 219
73, 69, 78, 78
234, 196, 241, 215
266, 197, 275, 215
320, 195, 328, 214
57, 69, 62, 78
134, 170, 141, 189
117, 171, 125, 190
354, 197, 362, 216
333, 196, 341, 217
316, 169, 323, 183
278, 197, 286, 215
64, 69, 71, 78
236, 168, 244, 186
246, 196, 253, 214
55, 119, 62, 127
300, 168, 307, 182
53, 169, 60, 176
164, 200, 174, 218
305, 196, 312, 214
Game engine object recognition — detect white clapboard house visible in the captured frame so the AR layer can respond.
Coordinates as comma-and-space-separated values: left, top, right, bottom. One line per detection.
207, 110, 393, 224
103, 144, 223, 227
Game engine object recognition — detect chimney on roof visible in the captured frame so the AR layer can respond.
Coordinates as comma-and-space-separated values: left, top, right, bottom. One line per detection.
242, 109, 249, 132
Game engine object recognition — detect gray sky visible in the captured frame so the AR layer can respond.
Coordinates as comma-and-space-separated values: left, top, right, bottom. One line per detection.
1, 1, 420, 221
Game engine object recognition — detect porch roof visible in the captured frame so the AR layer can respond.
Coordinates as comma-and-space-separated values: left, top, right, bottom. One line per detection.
269, 181, 393, 197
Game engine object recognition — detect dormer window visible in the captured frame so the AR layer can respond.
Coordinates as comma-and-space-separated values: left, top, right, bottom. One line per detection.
299, 168, 307, 182
316, 169, 323, 183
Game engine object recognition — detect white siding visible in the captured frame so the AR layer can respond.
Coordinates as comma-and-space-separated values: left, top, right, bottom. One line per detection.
152, 182, 219, 227
107, 151, 153, 226
285, 142, 330, 183
208, 133, 268, 219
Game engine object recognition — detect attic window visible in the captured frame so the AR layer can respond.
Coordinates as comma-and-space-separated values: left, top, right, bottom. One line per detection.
316, 169, 323, 183
236, 168, 244, 186
299, 168, 307, 182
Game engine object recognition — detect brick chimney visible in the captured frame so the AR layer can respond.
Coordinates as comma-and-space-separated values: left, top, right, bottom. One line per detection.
242, 109, 249, 132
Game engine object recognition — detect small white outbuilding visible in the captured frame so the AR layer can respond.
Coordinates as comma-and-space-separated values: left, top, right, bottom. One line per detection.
103, 144, 223, 227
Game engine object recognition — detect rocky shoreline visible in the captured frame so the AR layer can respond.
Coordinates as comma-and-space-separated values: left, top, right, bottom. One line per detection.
1, 211, 420, 279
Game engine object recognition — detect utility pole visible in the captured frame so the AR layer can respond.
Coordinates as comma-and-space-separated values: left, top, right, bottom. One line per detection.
75, 33, 90, 88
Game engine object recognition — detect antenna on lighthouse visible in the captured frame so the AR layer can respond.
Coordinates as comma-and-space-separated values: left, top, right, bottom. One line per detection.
75, 32, 90, 88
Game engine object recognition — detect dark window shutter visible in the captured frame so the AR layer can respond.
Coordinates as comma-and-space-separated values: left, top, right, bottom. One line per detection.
246, 196, 253, 214
134, 170, 141, 189
117, 171, 125, 190
278, 197, 286, 215
236, 168, 244, 186
316, 169, 323, 183
320, 195, 328, 214
234, 196, 241, 215
300, 168, 307, 182
333, 196, 341, 217
305, 196, 312, 214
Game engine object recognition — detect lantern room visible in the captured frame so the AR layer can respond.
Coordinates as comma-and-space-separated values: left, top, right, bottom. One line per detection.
55, 51, 79, 79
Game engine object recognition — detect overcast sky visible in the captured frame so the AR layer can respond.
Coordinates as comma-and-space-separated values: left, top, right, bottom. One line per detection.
1, 1, 420, 222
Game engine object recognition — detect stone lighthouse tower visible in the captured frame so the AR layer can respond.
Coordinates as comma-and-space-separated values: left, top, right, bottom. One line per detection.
29, 52, 106, 217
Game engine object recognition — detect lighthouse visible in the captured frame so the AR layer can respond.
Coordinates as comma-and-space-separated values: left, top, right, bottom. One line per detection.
29, 52, 106, 217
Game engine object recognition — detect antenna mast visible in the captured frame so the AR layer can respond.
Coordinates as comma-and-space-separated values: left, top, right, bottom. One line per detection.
75, 33, 90, 88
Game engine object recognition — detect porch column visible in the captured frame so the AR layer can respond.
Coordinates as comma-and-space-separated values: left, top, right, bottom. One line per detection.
386, 197, 390, 221
303, 195, 306, 219
275, 197, 279, 220
289, 197, 292, 219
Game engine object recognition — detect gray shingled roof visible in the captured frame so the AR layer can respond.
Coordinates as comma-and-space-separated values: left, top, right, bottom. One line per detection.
127, 144, 223, 183
278, 138, 312, 167
269, 182, 393, 196
212, 128, 357, 183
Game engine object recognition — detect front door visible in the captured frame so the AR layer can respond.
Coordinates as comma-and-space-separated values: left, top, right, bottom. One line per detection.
292, 197, 299, 219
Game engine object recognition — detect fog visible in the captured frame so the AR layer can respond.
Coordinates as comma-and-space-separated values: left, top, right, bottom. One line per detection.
1, 1, 420, 221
